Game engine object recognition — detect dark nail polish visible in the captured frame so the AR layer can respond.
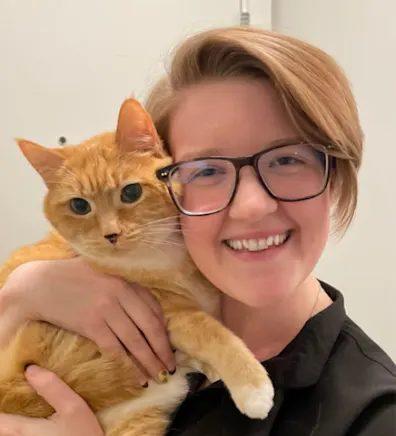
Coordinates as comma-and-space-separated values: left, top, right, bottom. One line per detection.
141, 382, 149, 388
169, 368, 176, 375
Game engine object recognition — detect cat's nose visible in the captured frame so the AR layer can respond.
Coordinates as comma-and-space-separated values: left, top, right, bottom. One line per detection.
104, 233, 120, 244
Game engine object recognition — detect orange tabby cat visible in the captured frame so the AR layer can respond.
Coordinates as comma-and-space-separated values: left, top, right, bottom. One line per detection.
0, 98, 274, 435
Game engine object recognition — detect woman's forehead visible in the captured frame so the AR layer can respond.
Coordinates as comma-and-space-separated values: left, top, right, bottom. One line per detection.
167, 78, 299, 161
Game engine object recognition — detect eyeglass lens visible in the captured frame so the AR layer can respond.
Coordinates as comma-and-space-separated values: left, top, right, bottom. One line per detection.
168, 143, 328, 215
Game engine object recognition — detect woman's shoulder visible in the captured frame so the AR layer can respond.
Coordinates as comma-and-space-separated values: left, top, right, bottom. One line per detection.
321, 311, 396, 401
320, 281, 395, 385
315, 281, 396, 435
336, 315, 396, 380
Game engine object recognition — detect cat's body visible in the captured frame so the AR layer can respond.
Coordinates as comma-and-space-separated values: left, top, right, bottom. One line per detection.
0, 99, 274, 435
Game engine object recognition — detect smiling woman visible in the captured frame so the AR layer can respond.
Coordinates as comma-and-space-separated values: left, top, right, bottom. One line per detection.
151, 78, 334, 309
0, 26, 394, 436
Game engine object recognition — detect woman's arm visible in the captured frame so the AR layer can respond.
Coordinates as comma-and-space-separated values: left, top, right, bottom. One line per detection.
0, 257, 175, 383
0, 232, 74, 288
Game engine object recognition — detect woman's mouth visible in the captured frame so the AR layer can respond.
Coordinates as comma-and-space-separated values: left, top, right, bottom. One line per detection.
223, 231, 291, 252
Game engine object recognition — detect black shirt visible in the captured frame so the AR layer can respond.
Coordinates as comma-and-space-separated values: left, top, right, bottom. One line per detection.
167, 282, 396, 435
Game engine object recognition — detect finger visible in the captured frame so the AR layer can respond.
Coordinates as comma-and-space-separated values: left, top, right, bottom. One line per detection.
87, 322, 125, 354
0, 413, 48, 436
87, 323, 148, 386
133, 284, 166, 325
25, 365, 91, 417
105, 302, 170, 383
120, 291, 175, 372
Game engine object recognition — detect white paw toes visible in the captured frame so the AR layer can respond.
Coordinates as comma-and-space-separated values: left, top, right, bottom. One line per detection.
234, 382, 275, 419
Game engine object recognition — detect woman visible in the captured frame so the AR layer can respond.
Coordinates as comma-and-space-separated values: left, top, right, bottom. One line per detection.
0, 27, 394, 436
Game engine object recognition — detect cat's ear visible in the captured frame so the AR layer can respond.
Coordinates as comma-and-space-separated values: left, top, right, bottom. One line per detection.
116, 98, 164, 158
16, 139, 65, 186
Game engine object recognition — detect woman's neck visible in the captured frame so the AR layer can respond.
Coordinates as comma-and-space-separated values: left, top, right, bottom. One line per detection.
220, 275, 333, 361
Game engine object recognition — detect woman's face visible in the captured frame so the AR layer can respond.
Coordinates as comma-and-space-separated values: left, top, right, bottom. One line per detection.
168, 78, 331, 307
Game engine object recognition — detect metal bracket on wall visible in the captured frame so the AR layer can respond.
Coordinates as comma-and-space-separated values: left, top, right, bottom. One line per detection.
240, 0, 250, 26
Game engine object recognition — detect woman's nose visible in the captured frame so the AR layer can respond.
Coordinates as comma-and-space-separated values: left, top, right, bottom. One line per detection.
227, 167, 278, 223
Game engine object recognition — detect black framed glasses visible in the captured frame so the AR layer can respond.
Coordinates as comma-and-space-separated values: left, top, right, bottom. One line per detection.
156, 140, 332, 216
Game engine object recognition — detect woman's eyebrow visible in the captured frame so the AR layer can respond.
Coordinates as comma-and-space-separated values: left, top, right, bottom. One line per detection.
175, 136, 307, 161
176, 147, 224, 161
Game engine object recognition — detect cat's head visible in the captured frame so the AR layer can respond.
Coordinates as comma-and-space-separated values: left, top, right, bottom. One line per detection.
17, 99, 182, 267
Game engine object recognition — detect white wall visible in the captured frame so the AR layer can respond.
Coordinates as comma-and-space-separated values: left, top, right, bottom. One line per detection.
1, 0, 394, 360
0, 0, 271, 253
272, 0, 396, 359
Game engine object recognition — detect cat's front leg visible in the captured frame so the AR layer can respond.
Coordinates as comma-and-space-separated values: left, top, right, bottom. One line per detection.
173, 350, 220, 384
166, 309, 274, 420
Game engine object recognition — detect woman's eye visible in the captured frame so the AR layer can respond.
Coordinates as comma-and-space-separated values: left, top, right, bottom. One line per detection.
269, 155, 306, 167
177, 162, 228, 184
275, 156, 299, 166
69, 198, 91, 215
121, 183, 143, 203
191, 166, 228, 181
195, 167, 218, 178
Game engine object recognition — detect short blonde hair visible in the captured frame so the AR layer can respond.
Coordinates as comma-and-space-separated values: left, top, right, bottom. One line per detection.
145, 27, 364, 234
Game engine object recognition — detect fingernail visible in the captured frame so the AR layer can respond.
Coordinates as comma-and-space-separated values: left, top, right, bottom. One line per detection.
158, 370, 169, 383
24, 362, 34, 371
24, 364, 41, 376
169, 368, 176, 375
141, 381, 149, 388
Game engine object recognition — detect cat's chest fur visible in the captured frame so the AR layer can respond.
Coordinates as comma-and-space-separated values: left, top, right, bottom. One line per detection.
96, 366, 191, 430
89, 244, 220, 317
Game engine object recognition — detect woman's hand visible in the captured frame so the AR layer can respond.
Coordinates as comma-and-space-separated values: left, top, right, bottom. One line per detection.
0, 258, 175, 384
0, 365, 104, 436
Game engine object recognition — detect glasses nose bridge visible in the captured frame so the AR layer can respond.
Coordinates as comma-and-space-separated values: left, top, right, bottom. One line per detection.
232, 155, 259, 179
233, 154, 256, 173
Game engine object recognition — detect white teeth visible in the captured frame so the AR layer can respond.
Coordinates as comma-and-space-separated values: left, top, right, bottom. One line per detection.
226, 232, 289, 252
234, 240, 243, 250
258, 239, 267, 250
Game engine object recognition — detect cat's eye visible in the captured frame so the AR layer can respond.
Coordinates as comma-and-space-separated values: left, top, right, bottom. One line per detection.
69, 198, 91, 215
121, 183, 143, 203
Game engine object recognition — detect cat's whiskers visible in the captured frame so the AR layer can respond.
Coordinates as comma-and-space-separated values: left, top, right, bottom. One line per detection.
124, 225, 179, 240
138, 224, 178, 233
138, 239, 167, 257
142, 230, 183, 241
145, 228, 201, 237
142, 228, 184, 234
74, 227, 197, 255
134, 215, 180, 229
143, 238, 184, 248
139, 227, 182, 236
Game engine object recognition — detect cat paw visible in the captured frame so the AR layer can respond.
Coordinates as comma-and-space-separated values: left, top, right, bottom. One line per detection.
233, 382, 275, 419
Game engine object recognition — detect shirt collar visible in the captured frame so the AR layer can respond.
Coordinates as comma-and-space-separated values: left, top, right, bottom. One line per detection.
263, 281, 346, 389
